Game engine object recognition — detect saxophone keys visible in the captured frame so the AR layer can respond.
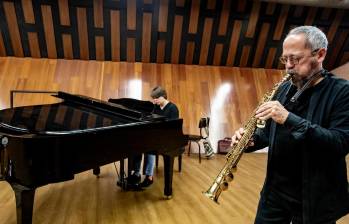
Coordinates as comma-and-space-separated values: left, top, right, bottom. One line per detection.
225, 172, 234, 182
231, 166, 237, 173
221, 181, 229, 191
256, 119, 266, 128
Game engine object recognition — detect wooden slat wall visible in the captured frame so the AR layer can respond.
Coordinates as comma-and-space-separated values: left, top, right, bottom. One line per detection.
77, 7, 89, 60
0, 0, 348, 70
0, 57, 284, 151
41, 5, 57, 58
2, 1, 23, 57
0, 33, 5, 56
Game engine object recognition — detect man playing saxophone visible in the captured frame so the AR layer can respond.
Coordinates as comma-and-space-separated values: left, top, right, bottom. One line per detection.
232, 26, 349, 224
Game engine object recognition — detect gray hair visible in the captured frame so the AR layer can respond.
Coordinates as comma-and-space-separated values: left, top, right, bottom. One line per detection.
287, 26, 328, 51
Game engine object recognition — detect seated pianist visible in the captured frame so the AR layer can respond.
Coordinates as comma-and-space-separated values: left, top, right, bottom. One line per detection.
125, 86, 181, 190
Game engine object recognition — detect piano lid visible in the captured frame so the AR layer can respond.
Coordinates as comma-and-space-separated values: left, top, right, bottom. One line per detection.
0, 92, 166, 134
108, 98, 154, 114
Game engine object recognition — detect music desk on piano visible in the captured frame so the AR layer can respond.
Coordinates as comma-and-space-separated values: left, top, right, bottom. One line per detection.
0, 91, 188, 224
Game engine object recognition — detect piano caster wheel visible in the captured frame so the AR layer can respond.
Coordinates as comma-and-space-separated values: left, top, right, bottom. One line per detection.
163, 195, 172, 200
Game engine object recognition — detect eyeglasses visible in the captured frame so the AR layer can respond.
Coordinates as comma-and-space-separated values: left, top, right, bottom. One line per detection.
279, 49, 319, 65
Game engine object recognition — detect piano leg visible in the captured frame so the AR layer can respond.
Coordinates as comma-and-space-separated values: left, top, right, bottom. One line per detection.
92, 167, 100, 177
10, 183, 36, 224
178, 155, 182, 172
116, 159, 128, 190
163, 155, 174, 199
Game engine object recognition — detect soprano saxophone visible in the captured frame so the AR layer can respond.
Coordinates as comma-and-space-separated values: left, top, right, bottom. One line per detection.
203, 73, 292, 203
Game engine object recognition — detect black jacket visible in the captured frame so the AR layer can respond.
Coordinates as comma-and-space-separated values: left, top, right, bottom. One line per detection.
248, 73, 349, 223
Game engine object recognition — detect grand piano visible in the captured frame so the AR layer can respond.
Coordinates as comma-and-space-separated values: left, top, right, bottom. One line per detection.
0, 91, 188, 224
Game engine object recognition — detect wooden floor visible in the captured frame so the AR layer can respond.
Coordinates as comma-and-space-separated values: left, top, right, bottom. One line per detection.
0, 153, 348, 224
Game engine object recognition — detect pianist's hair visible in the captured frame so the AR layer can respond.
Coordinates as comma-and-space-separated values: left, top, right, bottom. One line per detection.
151, 86, 167, 99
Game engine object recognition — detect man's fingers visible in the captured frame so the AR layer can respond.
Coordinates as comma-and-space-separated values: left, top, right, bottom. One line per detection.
232, 128, 245, 145
248, 140, 255, 147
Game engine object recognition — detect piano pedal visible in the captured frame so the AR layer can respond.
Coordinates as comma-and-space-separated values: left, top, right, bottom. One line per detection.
117, 177, 144, 191
117, 177, 128, 190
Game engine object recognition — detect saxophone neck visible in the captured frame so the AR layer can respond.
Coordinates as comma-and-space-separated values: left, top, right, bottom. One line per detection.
265, 74, 292, 101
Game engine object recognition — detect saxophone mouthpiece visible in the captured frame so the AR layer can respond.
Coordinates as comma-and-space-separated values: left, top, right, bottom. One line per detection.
287, 71, 296, 77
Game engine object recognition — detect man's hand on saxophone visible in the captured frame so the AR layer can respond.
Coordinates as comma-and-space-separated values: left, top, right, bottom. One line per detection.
231, 100, 289, 147
255, 100, 289, 125
231, 128, 255, 147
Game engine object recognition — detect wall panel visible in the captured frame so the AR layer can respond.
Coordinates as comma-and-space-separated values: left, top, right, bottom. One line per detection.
0, 0, 348, 69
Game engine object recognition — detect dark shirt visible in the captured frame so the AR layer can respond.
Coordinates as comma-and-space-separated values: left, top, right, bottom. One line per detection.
270, 82, 321, 203
153, 102, 179, 119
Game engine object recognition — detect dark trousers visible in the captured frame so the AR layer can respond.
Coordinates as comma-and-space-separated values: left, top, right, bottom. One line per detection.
254, 190, 335, 224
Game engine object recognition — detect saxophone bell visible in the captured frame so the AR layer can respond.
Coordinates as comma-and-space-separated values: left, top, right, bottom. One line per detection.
203, 180, 229, 204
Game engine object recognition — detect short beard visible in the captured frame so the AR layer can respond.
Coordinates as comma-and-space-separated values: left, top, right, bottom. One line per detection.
289, 73, 302, 88
288, 59, 318, 88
